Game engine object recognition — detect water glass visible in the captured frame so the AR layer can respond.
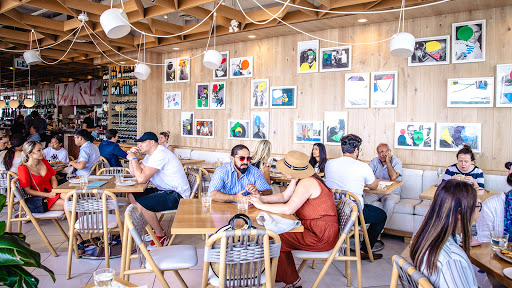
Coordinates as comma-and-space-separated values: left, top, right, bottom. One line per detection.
238, 197, 248, 212
202, 195, 211, 208
79, 175, 89, 188
93, 268, 115, 287
436, 168, 443, 186
115, 172, 124, 183
490, 231, 508, 250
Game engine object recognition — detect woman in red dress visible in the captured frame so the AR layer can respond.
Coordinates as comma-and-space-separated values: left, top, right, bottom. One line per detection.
248, 151, 339, 288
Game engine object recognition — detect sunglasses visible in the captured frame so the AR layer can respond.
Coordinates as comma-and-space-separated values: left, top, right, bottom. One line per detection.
236, 156, 252, 162
476, 203, 483, 212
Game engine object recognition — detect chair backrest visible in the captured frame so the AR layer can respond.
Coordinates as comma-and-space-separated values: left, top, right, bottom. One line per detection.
390, 255, 434, 288
332, 189, 363, 213
185, 171, 200, 198
125, 204, 152, 267
65, 189, 120, 233
0, 170, 8, 195
97, 167, 131, 175
484, 174, 512, 192
332, 197, 358, 257
184, 165, 209, 197
204, 229, 281, 288
10, 176, 30, 202
69, 155, 75, 162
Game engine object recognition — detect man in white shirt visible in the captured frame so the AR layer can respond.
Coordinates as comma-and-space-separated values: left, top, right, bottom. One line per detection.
325, 134, 386, 260
127, 132, 190, 250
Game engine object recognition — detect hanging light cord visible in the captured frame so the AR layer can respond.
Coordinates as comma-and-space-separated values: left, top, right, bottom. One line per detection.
0, 26, 82, 52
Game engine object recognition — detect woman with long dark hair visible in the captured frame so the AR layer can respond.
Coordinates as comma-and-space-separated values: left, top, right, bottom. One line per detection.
410, 179, 479, 287
309, 143, 327, 174
69, 129, 100, 176
0, 134, 26, 172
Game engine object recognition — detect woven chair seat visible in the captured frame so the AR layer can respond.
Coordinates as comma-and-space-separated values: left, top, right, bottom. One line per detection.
146, 245, 197, 271
292, 249, 341, 259
32, 210, 65, 219
208, 265, 268, 287
74, 214, 118, 229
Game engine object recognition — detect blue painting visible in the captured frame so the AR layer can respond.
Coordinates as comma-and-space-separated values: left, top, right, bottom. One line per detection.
270, 86, 297, 108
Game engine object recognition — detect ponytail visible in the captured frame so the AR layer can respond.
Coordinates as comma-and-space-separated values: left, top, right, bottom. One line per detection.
3, 134, 26, 171
20, 141, 40, 165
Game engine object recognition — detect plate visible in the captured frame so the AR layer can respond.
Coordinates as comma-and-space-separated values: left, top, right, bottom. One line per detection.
68, 178, 81, 184
497, 250, 512, 264
115, 180, 136, 186
504, 267, 512, 279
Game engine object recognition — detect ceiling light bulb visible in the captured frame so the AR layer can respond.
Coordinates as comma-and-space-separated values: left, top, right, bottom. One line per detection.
248, 35, 256, 38
173, 47, 180, 50
357, 19, 368, 23
164, 15, 168, 19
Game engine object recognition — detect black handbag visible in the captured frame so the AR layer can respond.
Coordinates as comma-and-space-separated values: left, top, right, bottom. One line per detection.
25, 173, 49, 213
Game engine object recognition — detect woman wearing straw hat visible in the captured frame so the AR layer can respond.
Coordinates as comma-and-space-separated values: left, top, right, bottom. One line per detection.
248, 151, 339, 288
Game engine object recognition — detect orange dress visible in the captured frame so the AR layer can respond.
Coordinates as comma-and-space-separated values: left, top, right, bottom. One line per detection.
276, 178, 339, 285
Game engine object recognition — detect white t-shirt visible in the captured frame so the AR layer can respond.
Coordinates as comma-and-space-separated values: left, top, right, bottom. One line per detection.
325, 156, 375, 206
44, 147, 69, 163
142, 145, 190, 198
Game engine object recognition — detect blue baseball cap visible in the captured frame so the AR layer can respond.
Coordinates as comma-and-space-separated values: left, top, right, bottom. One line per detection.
135, 132, 158, 142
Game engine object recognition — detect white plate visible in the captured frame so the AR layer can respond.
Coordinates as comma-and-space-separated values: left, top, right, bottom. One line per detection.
115, 180, 136, 186
496, 250, 512, 264
68, 178, 81, 184
504, 267, 512, 279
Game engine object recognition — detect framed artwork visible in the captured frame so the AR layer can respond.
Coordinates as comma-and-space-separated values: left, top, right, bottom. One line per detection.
210, 82, 226, 109
195, 83, 209, 109
270, 86, 297, 108
297, 40, 319, 73
452, 19, 485, 64
230, 56, 253, 78
294, 121, 323, 143
164, 58, 176, 83
251, 79, 270, 108
436, 123, 482, 153
371, 71, 398, 108
251, 111, 269, 140
320, 46, 351, 72
496, 64, 512, 107
447, 77, 494, 107
408, 36, 450, 66
324, 111, 347, 145
195, 119, 214, 138
177, 57, 190, 82
345, 73, 370, 108
394, 122, 435, 150
228, 120, 250, 139
164, 92, 181, 109
213, 51, 229, 80
181, 112, 194, 137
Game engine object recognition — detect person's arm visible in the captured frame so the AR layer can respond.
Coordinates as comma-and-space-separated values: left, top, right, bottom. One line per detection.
69, 160, 87, 170
51, 175, 58, 189
209, 189, 244, 203
364, 165, 379, 190
61, 149, 70, 163
127, 151, 156, 184
18, 165, 57, 198
476, 195, 500, 242
258, 179, 297, 204
246, 167, 272, 195
113, 144, 128, 159
386, 153, 401, 181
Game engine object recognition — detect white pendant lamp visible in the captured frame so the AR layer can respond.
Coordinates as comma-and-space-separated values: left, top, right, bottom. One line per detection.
203, 50, 222, 70
134, 63, 150, 80
24, 98, 35, 107
23, 50, 41, 65
9, 100, 19, 109
0, 101, 5, 108
390, 32, 415, 58
100, 8, 131, 39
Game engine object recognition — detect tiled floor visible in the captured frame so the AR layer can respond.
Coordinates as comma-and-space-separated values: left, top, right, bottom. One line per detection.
6, 211, 407, 288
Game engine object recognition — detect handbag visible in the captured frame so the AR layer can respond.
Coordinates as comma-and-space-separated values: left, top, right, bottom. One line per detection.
24, 173, 49, 213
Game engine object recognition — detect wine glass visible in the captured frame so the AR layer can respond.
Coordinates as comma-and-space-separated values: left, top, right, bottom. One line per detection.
437, 168, 443, 186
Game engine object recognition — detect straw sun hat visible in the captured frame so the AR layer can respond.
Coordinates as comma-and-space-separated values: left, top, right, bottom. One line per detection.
276, 150, 315, 179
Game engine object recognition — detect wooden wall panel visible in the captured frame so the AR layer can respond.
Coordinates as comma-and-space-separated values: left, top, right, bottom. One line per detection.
138, 6, 512, 174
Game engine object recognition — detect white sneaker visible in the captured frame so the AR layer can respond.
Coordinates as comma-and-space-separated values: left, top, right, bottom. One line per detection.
147, 235, 169, 251
144, 229, 155, 242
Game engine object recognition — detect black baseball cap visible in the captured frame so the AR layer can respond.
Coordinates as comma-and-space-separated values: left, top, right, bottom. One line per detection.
135, 132, 158, 142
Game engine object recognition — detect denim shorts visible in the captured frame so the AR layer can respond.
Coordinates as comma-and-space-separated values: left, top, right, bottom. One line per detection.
133, 188, 182, 212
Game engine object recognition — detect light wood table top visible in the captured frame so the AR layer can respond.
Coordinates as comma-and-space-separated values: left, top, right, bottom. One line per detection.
420, 184, 500, 201
81, 276, 138, 288
470, 243, 512, 287
171, 199, 304, 235
53, 176, 148, 193
363, 180, 404, 195
196, 162, 222, 173
180, 159, 206, 165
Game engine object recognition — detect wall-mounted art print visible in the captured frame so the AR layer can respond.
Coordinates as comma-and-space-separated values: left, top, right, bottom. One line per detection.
164, 58, 176, 83
196, 83, 209, 109
320, 46, 351, 72
324, 111, 347, 145
164, 92, 181, 109
181, 112, 194, 137
371, 71, 398, 108
452, 19, 485, 64
251, 111, 269, 140
213, 51, 229, 80
298, 40, 319, 73
345, 73, 370, 108
270, 86, 297, 108
251, 79, 270, 108
436, 123, 481, 153
394, 122, 435, 150
230, 56, 253, 78
228, 120, 250, 139
196, 119, 214, 138
177, 57, 190, 82
447, 77, 494, 107
408, 36, 450, 66
496, 64, 512, 107
210, 82, 226, 109
294, 121, 323, 143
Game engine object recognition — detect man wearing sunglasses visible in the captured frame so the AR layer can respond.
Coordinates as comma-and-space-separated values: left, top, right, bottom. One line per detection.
209, 144, 272, 203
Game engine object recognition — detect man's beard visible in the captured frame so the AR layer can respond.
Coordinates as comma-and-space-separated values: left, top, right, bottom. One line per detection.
235, 163, 248, 174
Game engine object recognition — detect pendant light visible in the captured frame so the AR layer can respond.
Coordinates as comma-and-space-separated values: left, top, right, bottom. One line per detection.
203, 13, 222, 69
24, 63, 35, 108
134, 34, 151, 80
24, 30, 41, 65
100, 1, 131, 39
390, 0, 415, 58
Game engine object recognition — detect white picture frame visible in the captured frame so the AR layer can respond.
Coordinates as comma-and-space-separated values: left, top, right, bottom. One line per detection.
195, 119, 214, 138
181, 112, 195, 137
251, 79, 270, 108
213, 51, 229, 80
320, 46, 351, 72
452, 19, 486, 64
371, 71, 398, 108
251, 111, 269, 140
195, 83, 209, 109
297, 40, 319, 73
164, 58, 176, 83
270, 86, 297, 108
447, 77, 494, 107
228, 119, 251, 139
177, 56, 191, 82
164, 92, 181, 109
436, 122, 482, 153
496, 64, 512, 107
210, 82, 226, 109
324, 111, 347, 145
230, 56, 253, 78
408, 35, 450, 66
394, 122, 435, 150
345, 73, 370, 108
294, 121, 323, 144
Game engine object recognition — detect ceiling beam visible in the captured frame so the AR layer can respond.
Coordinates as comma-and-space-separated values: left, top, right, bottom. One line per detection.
177, 0, 213, 10
143, 0, 176, 10
316, 0, 332, 9
132, 0, 145, 18
216, 4, 245, 23
27, 0, 78, 16
294, 0, 318, 18
180, 6, 232, 27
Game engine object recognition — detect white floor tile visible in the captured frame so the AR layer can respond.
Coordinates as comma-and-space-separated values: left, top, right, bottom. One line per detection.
35, 273, 92, 288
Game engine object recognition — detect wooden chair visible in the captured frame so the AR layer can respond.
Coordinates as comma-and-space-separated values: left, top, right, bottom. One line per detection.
65, 189, 123, 279
0, 170, 8, 196
332, 189, 375, 262
293, 197, 362, 288
390, 255, 434, 288
184, 165, 209, 198
120, 204, 198, 288
69, 155, 75, 162
96, 167, 132, 206
202, 229, 281, 288
7, 176, 69, 256
90, 156, 111, 175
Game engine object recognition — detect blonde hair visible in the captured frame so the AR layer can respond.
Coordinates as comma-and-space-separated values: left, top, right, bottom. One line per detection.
21, 141, 41, 164
251, 140, 272, 173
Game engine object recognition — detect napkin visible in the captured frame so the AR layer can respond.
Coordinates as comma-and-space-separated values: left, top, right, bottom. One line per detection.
256, 212, 301, 234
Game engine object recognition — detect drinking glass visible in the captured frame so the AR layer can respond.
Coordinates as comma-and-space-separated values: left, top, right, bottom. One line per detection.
115, 171, 124, 183
79, 175, 89, 188
202, 195, 211, 208
93, 268, 115, 287
490, 231, 509, 250
436, 168, 443, 186
216, 158, 223, 167
238, 197, 248, 213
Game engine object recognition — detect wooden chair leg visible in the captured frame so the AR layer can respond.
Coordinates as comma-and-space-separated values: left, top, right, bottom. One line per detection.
312, 259, 333, 288
345, 241, 351, 285
354, 225, 363, 288
390, 256, 399, 288
104, 230, 110, 268
312, 260, 316, 269
359, 214, 374, 262
33, 220, 58, 257
67, 233, 75, 279
167, 234, 176, 246
172, 270, 188, 288
297, 259, 308, 273
17, 210, 22, 233
154, 268, 171, 288
52, 218, 69, 241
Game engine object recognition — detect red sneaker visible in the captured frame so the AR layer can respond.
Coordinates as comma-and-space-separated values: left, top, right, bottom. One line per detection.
147, 234, 169, 250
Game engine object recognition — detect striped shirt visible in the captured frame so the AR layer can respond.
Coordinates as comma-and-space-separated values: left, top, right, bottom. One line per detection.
442, 164, 485, 188
208, 162, 271, 195
476, 192, 506, 242
421, 236, 477, 288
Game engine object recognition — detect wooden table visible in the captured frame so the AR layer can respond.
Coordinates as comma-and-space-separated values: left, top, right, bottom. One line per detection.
197, 162, 221, 173
180, 159, 206, 165
52, 176, 148, 193
420, 184, 500, 201
171, 199, 304, 234
470, 243, 512, 287
364, 180, 404, 195
81, 276, 138, 288
270, 172, 325, 184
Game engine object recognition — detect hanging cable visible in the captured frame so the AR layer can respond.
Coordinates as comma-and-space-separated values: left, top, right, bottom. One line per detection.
0, 26, 83, 53
34, 23, 84, 65
235, 0, 292, 25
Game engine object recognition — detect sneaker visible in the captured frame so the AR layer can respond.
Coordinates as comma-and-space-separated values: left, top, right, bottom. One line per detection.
144, 229, 155, 242
147, 235, 169, 251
